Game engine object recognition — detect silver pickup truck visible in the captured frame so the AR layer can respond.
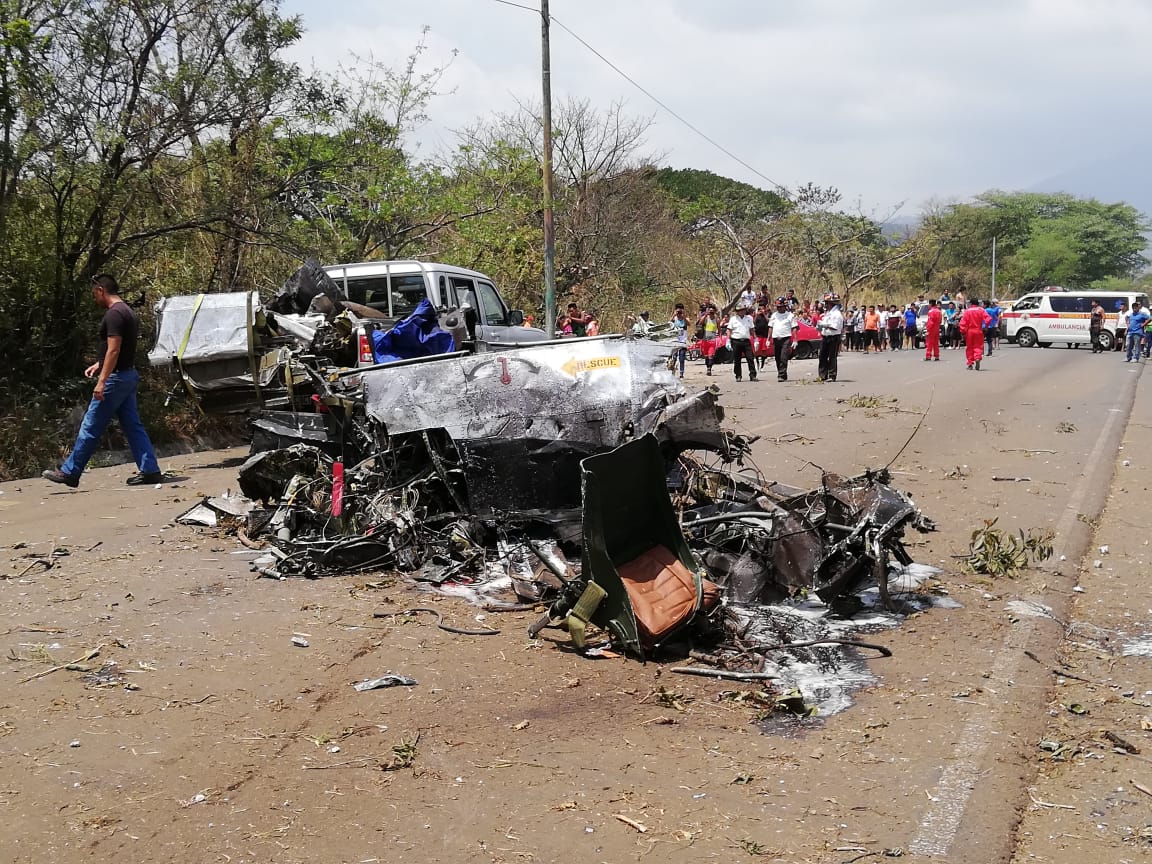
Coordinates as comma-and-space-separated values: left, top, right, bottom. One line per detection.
149, 259, 548, 413
324, 260, 546, 351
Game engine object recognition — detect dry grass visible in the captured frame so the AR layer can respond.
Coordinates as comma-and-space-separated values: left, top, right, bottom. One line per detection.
0, 371, 244, 481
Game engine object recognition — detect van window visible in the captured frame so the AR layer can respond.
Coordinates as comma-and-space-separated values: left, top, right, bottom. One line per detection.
449, 276, 476, 309
1049, 296, 1091, 313
449, 276, 479, 329
343, 276, 391, 312
390, 274, 427, 317
1013, 295, 1041, 311
475, 281, 507, 326
1137, 294, 1150, 309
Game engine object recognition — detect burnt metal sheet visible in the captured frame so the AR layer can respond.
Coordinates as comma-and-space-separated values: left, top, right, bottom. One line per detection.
361, 338, 684, 447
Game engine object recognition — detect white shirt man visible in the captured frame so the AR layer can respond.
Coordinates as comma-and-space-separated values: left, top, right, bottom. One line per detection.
727, 311, 753, 341
739, 288, 756, 310
819, 305, 845, 335
768, 308, 797, 339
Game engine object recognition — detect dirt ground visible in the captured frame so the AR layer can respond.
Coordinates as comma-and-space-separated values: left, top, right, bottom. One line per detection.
2, 343, 1150, 864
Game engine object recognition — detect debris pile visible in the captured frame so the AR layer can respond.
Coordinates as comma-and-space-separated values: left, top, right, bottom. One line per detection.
170, 320, 938, 715
150, 260, 465, 414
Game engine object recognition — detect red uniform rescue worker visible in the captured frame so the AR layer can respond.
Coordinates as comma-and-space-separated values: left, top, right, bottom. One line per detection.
959, 297, 991, 371
924, 297, 942, 361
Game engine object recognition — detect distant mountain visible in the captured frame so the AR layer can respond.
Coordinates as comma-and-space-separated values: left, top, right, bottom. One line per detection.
1029, 145, 1152, 219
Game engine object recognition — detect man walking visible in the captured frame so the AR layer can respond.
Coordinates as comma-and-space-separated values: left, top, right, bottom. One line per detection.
1115, 302, 1129, 352
727, 304, 757, 382
924, 298, 942, 361
43, 274, 163, 488
959, 297, 991, 370
767, 297, 799, 382
983, 300, 1000, 356
1125, 300, 1150, 362
818, 294, 844, 382
1089, 300, 1105, 353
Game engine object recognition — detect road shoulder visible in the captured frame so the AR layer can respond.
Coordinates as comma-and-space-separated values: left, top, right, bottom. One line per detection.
1010, 365, 1152, 861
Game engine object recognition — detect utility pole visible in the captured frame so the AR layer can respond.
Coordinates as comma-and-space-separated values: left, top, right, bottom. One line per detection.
540, 0, 557, 339
991, 235, 997, 298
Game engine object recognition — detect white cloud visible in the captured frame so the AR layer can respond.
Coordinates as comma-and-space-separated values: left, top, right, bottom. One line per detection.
281, 0, 1152, 212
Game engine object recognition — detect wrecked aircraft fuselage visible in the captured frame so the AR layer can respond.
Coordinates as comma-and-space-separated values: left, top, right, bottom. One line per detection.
358, 339, 732, 515
225, 332, 932, 633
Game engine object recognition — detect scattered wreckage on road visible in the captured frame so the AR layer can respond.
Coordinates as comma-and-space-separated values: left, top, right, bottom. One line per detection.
163, 259, 936, 712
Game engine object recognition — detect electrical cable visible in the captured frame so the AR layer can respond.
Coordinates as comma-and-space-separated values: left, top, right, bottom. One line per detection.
487, 0, 789, 196
549, 15, 789, 196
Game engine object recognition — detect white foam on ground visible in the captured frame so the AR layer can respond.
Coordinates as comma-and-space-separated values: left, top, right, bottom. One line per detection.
426, 574, 514, 605
732, 563, 956, 718
1004, 599, 1057, 619
1121, 636, 1152, 657
421, 559, 956, 719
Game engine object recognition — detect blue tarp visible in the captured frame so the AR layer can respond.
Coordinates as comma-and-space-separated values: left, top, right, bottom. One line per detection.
370, 299, 456, 363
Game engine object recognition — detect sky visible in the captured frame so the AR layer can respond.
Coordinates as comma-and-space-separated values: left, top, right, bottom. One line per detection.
279, 0, 1152, 218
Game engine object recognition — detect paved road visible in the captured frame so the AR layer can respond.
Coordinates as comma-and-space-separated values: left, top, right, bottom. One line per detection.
0, 340, 1145, 864
694, 341, 1143, 862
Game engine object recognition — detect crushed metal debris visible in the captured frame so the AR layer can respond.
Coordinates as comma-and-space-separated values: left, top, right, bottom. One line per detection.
169, 293, 939, 717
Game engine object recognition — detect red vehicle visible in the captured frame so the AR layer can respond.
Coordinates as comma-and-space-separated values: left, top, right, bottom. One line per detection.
689, 322, 822, 363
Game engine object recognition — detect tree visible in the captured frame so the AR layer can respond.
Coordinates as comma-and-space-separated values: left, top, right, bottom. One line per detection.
655, 168, 791, 309
779, 184, 921, 306
0, 0, 302, 385
906, 191, 1150, 297
453, 97, 687, 315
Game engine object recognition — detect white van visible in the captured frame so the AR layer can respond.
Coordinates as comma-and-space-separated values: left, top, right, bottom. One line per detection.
1002, 290, 1149, 350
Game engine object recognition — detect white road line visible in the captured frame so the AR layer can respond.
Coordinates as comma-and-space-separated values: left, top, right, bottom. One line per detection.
907, 364, 1141, 858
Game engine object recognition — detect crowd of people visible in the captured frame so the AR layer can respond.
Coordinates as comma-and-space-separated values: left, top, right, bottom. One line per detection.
633, 287, 848, 383
629, 286, 1016, 381
558, 302, 601, 337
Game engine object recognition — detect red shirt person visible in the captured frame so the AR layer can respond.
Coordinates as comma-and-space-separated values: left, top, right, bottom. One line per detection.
959, 299, 992, 370
924, 298, 943, 361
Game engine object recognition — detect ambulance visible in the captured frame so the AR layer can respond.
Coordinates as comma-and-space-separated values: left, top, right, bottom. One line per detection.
1001, 289, 1149, 350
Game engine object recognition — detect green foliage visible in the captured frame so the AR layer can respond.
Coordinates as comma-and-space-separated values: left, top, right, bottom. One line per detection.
967, 518, 1055, 577
654, 166, 789, 223
907, 191, 1149, 297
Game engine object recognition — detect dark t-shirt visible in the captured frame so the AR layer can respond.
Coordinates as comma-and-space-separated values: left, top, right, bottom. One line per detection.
98, 301, 139, 372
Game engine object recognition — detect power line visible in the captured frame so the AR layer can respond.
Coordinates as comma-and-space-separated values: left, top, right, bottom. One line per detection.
488, 0, 790, 196
551, 16, 789, 195
490, 0, 539, 12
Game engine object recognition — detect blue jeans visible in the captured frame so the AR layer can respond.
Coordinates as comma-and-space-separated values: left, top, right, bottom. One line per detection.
1126, 333, 1144, 362
1144, 331, 1152, 357
61, 369, 160, 477
675, 346, 686, 376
